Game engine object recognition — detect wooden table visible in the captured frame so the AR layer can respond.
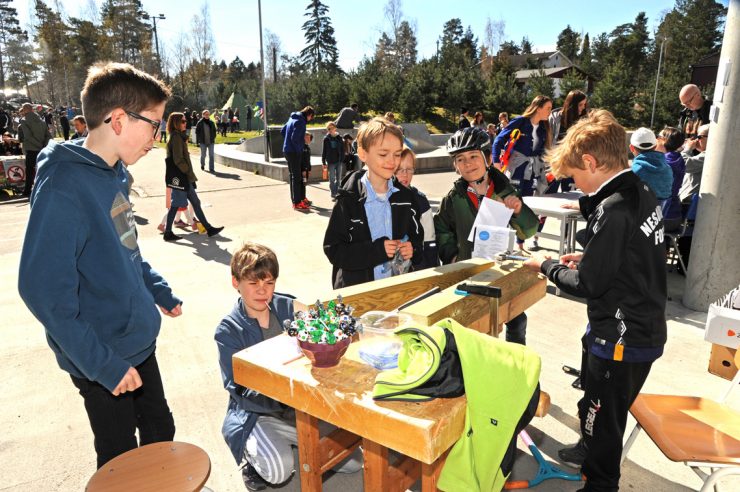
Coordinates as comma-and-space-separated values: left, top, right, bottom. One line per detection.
233, 260, 547, 491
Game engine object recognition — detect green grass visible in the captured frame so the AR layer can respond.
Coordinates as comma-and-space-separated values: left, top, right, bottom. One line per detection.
153, 130, 261, 150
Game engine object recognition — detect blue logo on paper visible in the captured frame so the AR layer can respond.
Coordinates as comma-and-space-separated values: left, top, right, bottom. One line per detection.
478, 230, 490, 241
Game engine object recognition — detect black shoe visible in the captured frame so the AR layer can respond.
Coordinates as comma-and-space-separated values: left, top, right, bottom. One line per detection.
558, 438, 588, 468
207, 226, 224, 237
163, 231, 181, 242
242, 464, 267, 491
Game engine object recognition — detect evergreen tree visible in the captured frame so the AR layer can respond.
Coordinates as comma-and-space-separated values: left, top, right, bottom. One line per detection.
395, 20, 418, 72
0, 0, 24, 90
499, 40, 520, 56
483, 70, 526, 115
557, 69, 588, 104
578, 33, 593, 76
300, 0, 340, 73
590, 32, 611, 79
521, 36, 533, 55
527, 69, 555, 100
591, 57, 634, 125
100, 0, 152, 67
34, 0, 70, 105
557, 25, 581, 61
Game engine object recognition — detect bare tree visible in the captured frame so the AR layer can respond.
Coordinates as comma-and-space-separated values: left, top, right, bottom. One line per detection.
265, 30, 282, 82
169, 33, 193, 97
483, 16, 506, 56
190, 1, 215, 65
384, 0, 403, 44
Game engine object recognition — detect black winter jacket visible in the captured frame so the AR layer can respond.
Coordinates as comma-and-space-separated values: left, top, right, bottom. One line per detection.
195, 117, 217, 145
323, 170, 424, 289
541, 170, 667, 356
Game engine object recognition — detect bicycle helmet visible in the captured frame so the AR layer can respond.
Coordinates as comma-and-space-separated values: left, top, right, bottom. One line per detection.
446, 127, 491, 155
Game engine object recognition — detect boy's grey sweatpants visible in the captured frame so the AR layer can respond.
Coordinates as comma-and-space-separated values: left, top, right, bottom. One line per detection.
243, 414, 362, 485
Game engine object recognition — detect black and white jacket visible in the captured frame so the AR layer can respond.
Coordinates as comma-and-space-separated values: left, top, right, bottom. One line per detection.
323, 169, 423, 289
541, 170, 667, 361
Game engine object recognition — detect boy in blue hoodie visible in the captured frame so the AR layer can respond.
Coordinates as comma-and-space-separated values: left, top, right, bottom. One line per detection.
18, 62, 182, 469
281, 106, 315, 210
215, 242, 361, 490
629, 127, 672, 202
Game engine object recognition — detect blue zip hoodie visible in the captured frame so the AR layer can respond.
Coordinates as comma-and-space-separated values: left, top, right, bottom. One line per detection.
663, 151, 686, 221
18, 140, 181, 392
215, 294, 294, 464
631, 150, 672, 200
491, 116, 547, 164
281, 111, 307, 154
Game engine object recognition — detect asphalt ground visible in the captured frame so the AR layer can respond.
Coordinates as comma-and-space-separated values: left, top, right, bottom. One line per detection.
1, 145, 737, 491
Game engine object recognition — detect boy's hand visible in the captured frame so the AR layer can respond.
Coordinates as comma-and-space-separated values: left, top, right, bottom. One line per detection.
523, 255, 550, 272
560, 201, 580, 210
384, 239, 399, 258
159, 304, 182, 317
560, 253, 583, 270
502, 195, 522, 215
397, 241, 413, 260
112, 367, 142, 396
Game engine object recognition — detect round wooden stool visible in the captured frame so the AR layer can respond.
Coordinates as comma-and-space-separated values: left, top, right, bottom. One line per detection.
86, 441, 211, 492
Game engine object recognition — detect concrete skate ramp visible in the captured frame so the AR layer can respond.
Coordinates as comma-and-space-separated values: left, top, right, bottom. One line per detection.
400, 123, 441, 153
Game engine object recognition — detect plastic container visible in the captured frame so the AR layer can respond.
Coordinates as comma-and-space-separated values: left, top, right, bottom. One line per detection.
357, 311, 411, 370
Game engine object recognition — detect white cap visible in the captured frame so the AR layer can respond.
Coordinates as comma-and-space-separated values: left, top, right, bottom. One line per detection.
630, 127, 657, 151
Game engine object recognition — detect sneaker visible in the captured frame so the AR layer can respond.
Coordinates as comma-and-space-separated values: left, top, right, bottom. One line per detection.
558, 438, 588, 468
207, 226, 224, 237
157, 223, 165, 232
301, 198, 312, 206
163, 231, 181, 242
174, 219, 188, 229
241, 464, 267, 491
531, 238, 540, 251
293, 202, 310, 210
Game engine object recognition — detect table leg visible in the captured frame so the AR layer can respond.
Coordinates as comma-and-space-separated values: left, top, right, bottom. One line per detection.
296, 410, 323, 492
559, 217, 567, 258
421, 450, 448, 492
362, 438, 389, 492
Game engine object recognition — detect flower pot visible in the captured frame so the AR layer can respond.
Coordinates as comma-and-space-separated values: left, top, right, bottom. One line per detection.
298, 337, 351, 368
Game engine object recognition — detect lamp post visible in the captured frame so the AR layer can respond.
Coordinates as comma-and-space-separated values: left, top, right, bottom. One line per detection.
143, 13, 166, 73
258, 0, 269, 162
650, 36, 669, 129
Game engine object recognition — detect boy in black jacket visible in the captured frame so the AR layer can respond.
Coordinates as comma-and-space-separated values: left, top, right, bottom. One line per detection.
323, 117, 423, 289
524, 110, 667, 492
322, 122, 344, 199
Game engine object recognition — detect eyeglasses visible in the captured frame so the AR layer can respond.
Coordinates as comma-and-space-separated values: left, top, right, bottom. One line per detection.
694, 135, 707, 140
396, 168, 415, 175
681, 91, 701, 108
104, 110, 160, 139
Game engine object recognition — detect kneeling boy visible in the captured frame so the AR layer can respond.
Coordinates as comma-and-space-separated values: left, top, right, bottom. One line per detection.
524, 110, 667, 491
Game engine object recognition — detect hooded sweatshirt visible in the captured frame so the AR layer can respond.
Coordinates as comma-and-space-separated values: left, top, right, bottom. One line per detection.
663, 151, 686, 222
281, 111, 307, 154
631, 150, 672, 200
18, 140, 181, 391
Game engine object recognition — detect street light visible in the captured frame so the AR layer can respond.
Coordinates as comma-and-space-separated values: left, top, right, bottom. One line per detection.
143, 13, 166, 73
650, 36, 669, 129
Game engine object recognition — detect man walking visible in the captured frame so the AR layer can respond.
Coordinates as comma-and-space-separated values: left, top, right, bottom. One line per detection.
17, 103, 50, 197
281, 106, 314, 210
196, 109, 217, 172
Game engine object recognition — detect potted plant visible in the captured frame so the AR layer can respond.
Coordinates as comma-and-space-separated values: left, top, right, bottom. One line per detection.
284, 296, 359, 368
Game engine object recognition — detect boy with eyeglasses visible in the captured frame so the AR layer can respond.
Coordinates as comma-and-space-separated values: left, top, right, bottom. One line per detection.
394, 147, 439, 269
18, 62, 182, 469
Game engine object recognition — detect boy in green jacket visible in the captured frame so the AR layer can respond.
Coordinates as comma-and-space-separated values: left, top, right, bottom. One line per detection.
434, 127, 538, 344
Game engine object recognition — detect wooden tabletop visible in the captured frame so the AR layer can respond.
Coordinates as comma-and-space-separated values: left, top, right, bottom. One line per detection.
86, 441, 211, 492
233, 335, 467, 465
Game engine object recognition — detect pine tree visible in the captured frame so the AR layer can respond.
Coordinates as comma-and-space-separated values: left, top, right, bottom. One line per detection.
521, 36, 533, 55
591, 57, 634, 125
300, 0, 340, 73
557, 25, 581, 62
527, 69, 555, 100
578, 33, 593, 76
99, 0, 152, 67
0, 0, 24, 90
483, 70, 526, 115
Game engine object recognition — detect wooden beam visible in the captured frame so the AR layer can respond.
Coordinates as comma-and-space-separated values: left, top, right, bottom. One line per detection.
387, 455, 421, 492
363, 439, 389, 492
296, 410, 322, 492
299, 259, 495, 316
318, 428, 361, 474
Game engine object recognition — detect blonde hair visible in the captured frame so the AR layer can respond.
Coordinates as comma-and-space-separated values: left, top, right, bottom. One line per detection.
230, 242, 279, 281
356, 117, 403, 151
546, 109, 628, 178
400, 146, 416, 167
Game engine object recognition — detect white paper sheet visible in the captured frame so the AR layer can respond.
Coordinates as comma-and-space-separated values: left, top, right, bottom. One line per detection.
472, 226, 515, 260
467, 197, 514, 242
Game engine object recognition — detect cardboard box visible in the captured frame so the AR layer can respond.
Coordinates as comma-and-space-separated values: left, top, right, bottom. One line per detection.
704, 286, 740, 348
708, 343, 738, 381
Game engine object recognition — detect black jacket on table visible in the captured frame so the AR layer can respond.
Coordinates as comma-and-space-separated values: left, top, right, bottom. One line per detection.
323, 169, 424, 289
540, 170, 667, 360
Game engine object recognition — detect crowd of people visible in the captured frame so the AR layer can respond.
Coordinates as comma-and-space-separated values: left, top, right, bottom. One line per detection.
14, 57, 715, 492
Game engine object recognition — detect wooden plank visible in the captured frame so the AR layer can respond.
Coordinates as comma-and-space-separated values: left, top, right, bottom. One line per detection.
363, 439, 389, 492
233, 337, 467, 464
296, 410, 322, 492
400, 262, 546, 329
299, 258, 495, 316
318, 428, 361, 474
387, 455, 421, 492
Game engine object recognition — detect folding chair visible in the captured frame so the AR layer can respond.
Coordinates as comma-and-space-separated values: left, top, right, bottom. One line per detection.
621, 349, 740, 492
665, 193, 699, 274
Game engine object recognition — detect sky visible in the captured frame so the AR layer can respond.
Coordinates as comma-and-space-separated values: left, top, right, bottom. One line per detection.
11, 0, 730, 72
